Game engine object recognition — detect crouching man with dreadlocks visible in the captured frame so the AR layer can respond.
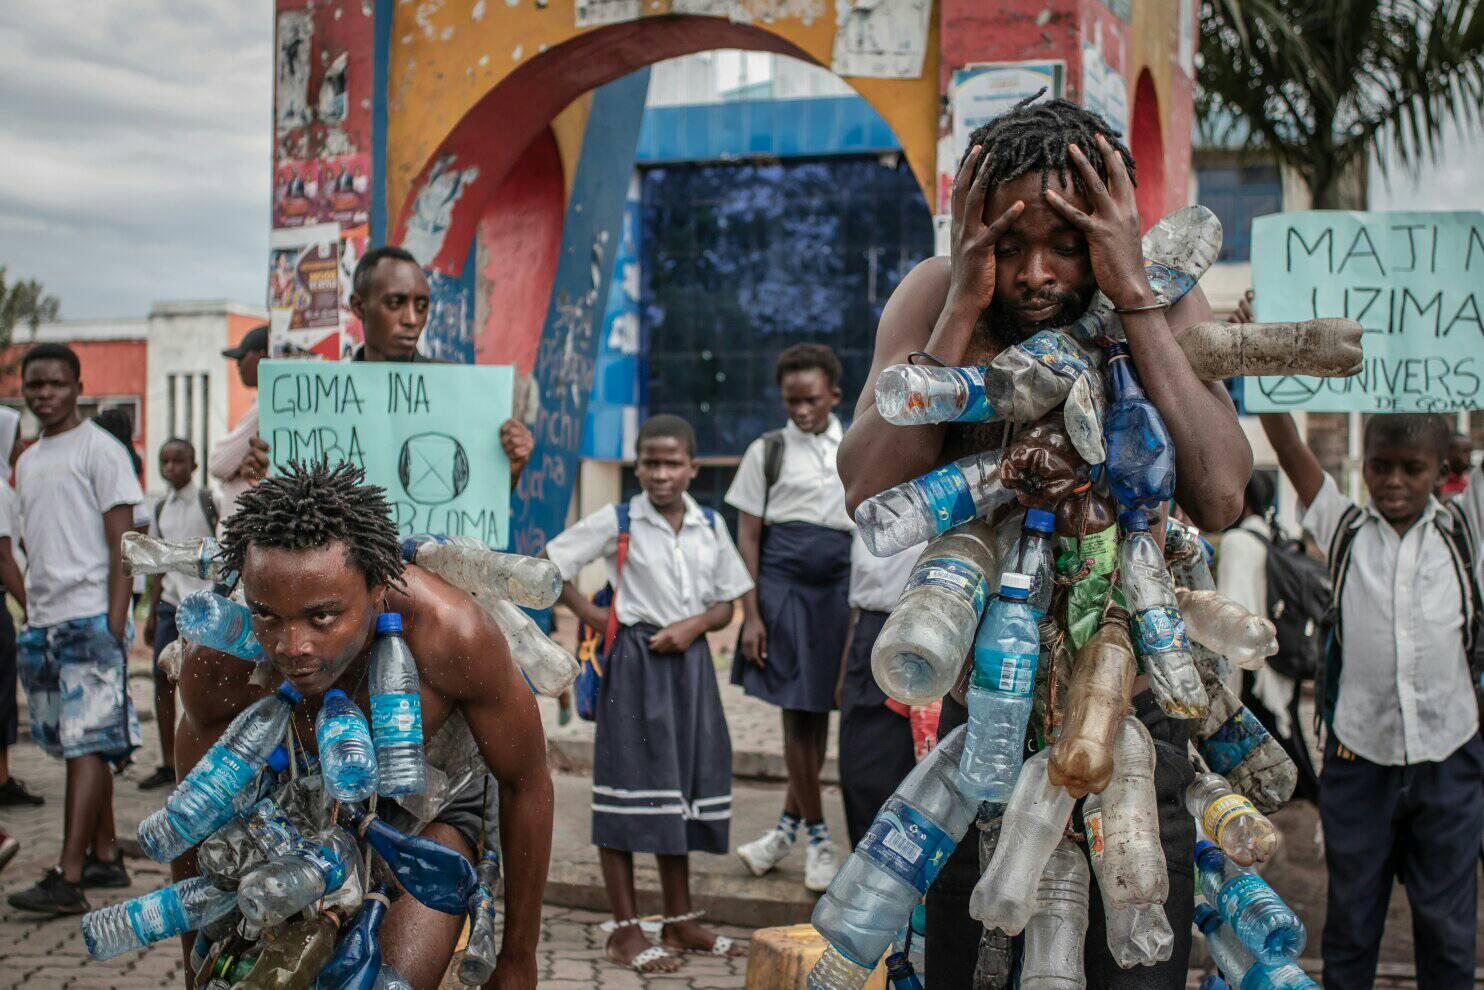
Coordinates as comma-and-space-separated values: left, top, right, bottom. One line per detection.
839, 97, 1252, 986
171, 463, 552, 990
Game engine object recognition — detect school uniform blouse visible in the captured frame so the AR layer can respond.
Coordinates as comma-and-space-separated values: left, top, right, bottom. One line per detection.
546, 492, 754, 629
848, 532, 920, 613
724, 416, 853, 531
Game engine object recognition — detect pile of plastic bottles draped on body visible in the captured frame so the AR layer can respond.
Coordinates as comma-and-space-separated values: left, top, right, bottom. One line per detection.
99, 535, 581, 987
813, 206, 1363, 989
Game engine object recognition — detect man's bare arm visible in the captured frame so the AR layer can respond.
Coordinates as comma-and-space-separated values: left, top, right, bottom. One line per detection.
0, 537, 25, 614
735, 511, 767, 665
103, 504, 136, 643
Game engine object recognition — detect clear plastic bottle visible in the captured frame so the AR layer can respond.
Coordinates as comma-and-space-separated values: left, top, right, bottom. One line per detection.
176, 589, 262, 660
1083, 789, 1175, 969
317, 885, 390, 990
1049, 607, 1137, 797
1195, 666, 1297, 814
138, 681, 303, 863
341, 805, 479, 915
872, 520, 996, 705
1194, 840, 1306, 966
809, 726, 975, 990
997, 509, 1057, 618
1177, 318, 1363, 381
970, 748, 1075, 935
1095, 717, 1167, 907
974, 817, 1013, 990
234, 911, 339, 990
1064, 369, 1108, 466
82, 876, 238, 960
316, 687, 379, 802
369, 613, 426, 797
122, 531, 232, 582
198, 796, 303, 889
1188, 772, 1279, 867
237, 827, 362, 927
483, 596, 580, 697
1104, 344, 1176, 512
1119, 511, 1209, 720
1176, 590, 1279, 671
1194, 903, 1319, 990
1019, 839, 1090, 990
457, 849, 502, 986
855, 451, 1015, 558
378, 965, 414, 990
960, 573, 1041, 802
402, 535, 562, 610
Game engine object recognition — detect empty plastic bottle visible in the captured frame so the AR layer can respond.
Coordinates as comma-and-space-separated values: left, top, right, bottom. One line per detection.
369, 613, 426, 797
317, 688, 379, 802
341, 805, 479, 914
176, 589, 262, 660
1083, 790, 1174, 969
1188, 772, 1279, 867
138, 681, 303, 863
236, 911, 340, 990
1119, 511, 1208, 720
960, 573, 1041, 802
483, 596, 580, 697
457, 850, 503, 986
1003, 420, 1093, 513
198, 796, 303, 889
317, 885, 390, 990
401, 534, 561, 610
122, 531, 233, 582
82, 876, 238, 960
1065, 367, 1108, 466
1019, 839, 1090, 990
809, 726, 975, 990
238, 827, 362, 927
856, 450, 1016, 557
997, 509, 1057, 618
1195, 904, 1319, 990
970, 748, 1076, 935
1195, 666, 1297, 815
1103, 344, 1176, 512
1176, 590, 1279, 671
884, 952, 924, 990
377, 965, 414, 990
974, 817, 1013, 990
872, 521, 996, 705
1194, 840, 1306, 966
1049, 606, 1137, 797
1095, 717, 1167, 906
1177, 318, 1363, 381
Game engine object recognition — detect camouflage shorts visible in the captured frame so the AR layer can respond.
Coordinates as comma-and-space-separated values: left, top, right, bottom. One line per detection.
18, 614, 141, 764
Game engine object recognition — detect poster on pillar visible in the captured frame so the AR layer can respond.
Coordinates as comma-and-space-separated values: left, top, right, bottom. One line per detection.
1245, 210, 1484, 414
269, 223, 344, 360
831, 0, 932, 79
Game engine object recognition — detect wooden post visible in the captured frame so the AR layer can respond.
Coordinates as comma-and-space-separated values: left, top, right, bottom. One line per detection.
744, 925, 889, 990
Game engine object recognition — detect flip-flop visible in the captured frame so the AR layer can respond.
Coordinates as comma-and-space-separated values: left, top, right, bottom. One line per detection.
625, 945, 680, 973
660, 910, 748, 957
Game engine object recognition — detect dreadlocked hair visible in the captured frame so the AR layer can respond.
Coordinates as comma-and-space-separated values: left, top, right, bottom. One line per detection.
220, 460, 406, 589
961, 92, 1136, 198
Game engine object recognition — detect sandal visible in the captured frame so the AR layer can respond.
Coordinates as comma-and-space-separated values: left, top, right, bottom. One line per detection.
660, 909, 747, 957
605, 917, 681, 973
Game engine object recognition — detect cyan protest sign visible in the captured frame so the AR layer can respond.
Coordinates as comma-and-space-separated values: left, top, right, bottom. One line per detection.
1246, 210, 1484, 413
259, 360, 514, 547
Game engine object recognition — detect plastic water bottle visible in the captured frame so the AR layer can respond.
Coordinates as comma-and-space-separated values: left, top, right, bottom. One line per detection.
872, 520, 996, 705
340, 805, 479, 915
997, 508, 1056, 617
316, 688, 379, 802
1195, 904, 1320, 990
1019, 839, 1089, 990
401, 535, 562, 610
970, 748, 1075, 935
1195, 840, 1306, 965
369, 613, 425, 797
960, 573, 1041, 802
482, 596, 580, 697
974, 817, 1014, 990
1048, 606, 1137, 797
1195, 667, 1297, 814
1103, 343, 1176, 511
138, 681, 303, 863
809, 726, 975, 990
317, 884, 390, 990
1188, 772, 1279, 867
856, 451, 1016, 557
1083, 790, 1174, 969
457, 850, 502, 986
1176, 589, 1279, 671
81, 876, 238, 960
1119, 511, 1208, 720
884, 951, 924, 989
235, 911, 340, 989
122, 531, 233, 582
176, 589, 262, 660
1177, 318, 1363, 381
198, 796, 303, 889
1094, 716, 1167, 906
238, 827, 362, 927
377, 965, 414, 990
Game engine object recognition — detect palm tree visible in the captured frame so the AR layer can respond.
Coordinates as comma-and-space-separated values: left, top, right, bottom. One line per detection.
0, 268, 58, 375
1197, 0, 1484, 208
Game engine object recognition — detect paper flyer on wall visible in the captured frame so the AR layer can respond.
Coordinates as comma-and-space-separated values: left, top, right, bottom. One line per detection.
575, 0, 641, 26
268, 222, 343, 360
831, 0, 932, 79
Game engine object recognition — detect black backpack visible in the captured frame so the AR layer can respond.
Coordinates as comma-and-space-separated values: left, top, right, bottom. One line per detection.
1229, 522, 1331, 682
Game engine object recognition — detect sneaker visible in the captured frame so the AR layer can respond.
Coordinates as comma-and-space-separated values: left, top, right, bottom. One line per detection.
736, 829, 793, 877
82, 850, 131, 889
804, 841, 840, 892
0, 778, 45, 807
7, 867, 89, 915
0, 831, 18, 875
137, 766, 176, 791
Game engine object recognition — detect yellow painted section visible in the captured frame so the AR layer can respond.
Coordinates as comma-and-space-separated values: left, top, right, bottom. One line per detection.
386, 0, 941, 221
1127, 0, 1179, 117
550, 92, 594, 202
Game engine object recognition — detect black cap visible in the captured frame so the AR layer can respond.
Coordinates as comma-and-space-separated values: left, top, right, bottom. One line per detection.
222, 324, 270, 359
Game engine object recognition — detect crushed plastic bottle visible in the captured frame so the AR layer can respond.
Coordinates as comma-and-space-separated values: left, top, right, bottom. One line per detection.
482, 596, 580, 697
1194, 840, 1306, 966
176, 589, 262, 660
996, 508, 1058, 618
1195, 666, 1298, 814
198, 796, 303, 889
1055, 484, 1116, 539
1019, 839, 1089, 990
317, 884, 390, 990
456, 849, 502, 986
1103, 344, 1176, 512
1119, 511, 1208, 720
1188, 771, 1279, 867
377, 964, 414, 990
369, 613, 426, 797
973, 816, 1013, 990
1093, 717, 1167, 907
1176, 589, 1279, 671
1064, 369, 1108, 466
961, 573, 1041, 802
1194, 903, 1319, 990
341, 805, 479, 915
82, 876, 238, 960
1049, 605, 1137, 796
401, 535, 562, 610
1002, 420, 1092, 513
122, 531, 234, 582
970, 748, 1075, 935
1083, 790, 1175, 969
809, 726, 975, 990
316, 688, 379, 802
234, 910, 339, 990
238, 827, 362, 928
1177, 319, 1363, 381
855, 450, 1016, 558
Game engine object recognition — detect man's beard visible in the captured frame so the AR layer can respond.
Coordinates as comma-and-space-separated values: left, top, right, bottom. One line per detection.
984, 290, 1090, 347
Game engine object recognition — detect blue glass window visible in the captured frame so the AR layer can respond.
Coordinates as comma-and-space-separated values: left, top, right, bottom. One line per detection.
1196, 162, 1283, 262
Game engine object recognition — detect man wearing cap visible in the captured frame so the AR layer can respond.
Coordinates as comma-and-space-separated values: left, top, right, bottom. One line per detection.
210, 323, 269, 528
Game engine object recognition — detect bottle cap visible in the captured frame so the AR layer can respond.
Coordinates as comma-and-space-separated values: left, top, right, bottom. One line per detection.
376, 612, 404, 635
399, 537, 423, 563
884, 952, 911, 978
1118, 509, 1149, 532
1024, 508, 1055, 534
1000, 572, 1032, 598
267, 746, 290, 774
1194, 838, 1222, 867
277, 681, 304, 704
1105, 341, 1130, 360
325, 687, 348, 702
1192, 903, 1221, 933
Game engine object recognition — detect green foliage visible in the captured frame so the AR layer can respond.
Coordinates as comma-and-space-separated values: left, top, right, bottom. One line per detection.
0, 268, 59, 372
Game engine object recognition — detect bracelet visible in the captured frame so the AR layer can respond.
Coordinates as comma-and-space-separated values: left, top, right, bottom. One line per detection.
1113, 301, 1167, 315
907, 350, 947, 367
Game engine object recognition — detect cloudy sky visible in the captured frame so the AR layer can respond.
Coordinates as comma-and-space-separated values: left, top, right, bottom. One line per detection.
0, 3, 1479, 320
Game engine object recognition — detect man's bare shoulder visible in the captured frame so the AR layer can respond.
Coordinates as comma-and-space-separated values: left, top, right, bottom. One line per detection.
390, 565, 510, 701
886, 256, 952, 328
178, 642, 269, 729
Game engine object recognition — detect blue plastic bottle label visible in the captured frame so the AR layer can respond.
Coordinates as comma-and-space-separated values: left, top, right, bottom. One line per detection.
171, 744, 257, 829
319, 714, 366, 747
1019, 332, 1091, 379
903, 558, 988, 615
1216, 873, 1273, 919
125, 888, 189, 945
857, 798, 956, 895
1144, 259, 1197, 304
1200, 707, 1268, 775
370, 692, 423, 746
912, 465, 975, 535
244, 800, 298, 858
295, 842, 347, 891
1133, 607, 1187, 654
981, 650, 1037, 696
951, 367, 994, 421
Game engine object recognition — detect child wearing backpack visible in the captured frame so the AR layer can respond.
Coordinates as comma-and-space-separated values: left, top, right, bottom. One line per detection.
1261, 410, 1484, 990
545, 414, 753, 974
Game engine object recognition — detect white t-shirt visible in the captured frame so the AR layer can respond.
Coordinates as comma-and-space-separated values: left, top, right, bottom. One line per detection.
151, 483, 219, 606
17, 421, 144, 627
724, 416, 853, 531
0, 482, 18, 543
848, 531, 921, 612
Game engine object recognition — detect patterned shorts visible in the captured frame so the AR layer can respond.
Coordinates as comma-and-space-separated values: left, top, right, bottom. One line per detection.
18, 614, 141, 764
